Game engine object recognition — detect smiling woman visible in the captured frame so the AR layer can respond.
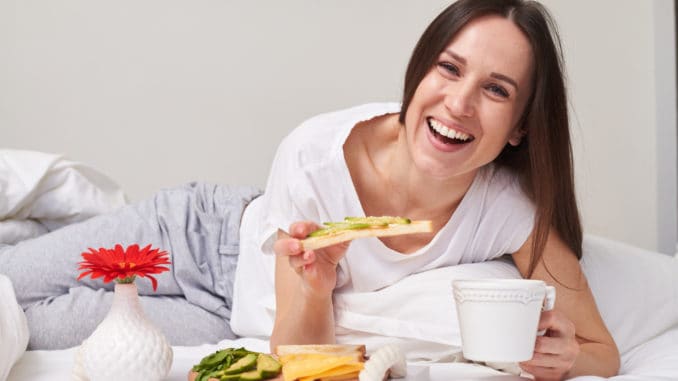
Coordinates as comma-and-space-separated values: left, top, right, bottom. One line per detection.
266, 1, 619, 379
2, 1, 676, 380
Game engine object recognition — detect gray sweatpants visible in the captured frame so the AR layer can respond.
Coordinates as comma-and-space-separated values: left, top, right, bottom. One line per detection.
0, 182, 262, 350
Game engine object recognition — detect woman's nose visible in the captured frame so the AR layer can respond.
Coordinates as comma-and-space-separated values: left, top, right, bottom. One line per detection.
444, 84, 475, 118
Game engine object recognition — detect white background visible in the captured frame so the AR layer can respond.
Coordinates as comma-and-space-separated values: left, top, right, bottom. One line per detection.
1, 0, 676, 254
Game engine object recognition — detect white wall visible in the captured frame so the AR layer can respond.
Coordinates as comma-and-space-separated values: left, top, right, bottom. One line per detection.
541, 0, 677, 254
2, 1, 676, 254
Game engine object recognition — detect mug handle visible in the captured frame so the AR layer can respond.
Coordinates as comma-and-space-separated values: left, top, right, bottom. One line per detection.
537, 285, 556, 336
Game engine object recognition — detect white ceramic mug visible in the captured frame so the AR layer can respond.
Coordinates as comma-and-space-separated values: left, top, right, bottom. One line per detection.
452, 278, 556, 363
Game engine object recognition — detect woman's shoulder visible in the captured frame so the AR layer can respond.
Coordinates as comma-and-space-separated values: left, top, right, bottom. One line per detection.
458, 165, 536, 258
291, 102, 400, 139
277, 102, 401, 166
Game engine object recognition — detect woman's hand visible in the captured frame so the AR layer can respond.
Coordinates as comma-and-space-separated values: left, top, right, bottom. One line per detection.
273, 221, 349, 300
270, 221, 349, 348
519, 309, 580, 381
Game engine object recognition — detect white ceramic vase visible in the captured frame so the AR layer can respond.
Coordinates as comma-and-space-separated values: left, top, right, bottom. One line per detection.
80, 283, 173, 381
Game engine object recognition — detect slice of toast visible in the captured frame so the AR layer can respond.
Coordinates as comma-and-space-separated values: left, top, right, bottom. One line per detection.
275, 344, 366, 363
300, 220, 432, 251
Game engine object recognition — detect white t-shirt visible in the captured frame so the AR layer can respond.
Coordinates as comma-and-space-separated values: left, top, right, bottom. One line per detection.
230, 102, 535, 338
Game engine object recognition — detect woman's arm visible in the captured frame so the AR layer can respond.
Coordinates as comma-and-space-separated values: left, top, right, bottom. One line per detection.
269, 222, 349, 351
512, 230, 620, 380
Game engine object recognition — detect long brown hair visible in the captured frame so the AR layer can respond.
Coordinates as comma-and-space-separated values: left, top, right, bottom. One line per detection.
399, 0, 582, 276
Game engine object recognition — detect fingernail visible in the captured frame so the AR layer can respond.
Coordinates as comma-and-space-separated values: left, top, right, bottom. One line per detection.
289, 241, 300, 252
295, 226, 305, 236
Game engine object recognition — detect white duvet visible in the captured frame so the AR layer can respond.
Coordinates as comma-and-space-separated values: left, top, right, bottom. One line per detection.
0, 149, 127, 244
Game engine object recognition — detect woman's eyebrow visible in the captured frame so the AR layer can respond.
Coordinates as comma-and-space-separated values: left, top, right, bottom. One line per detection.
444, 49, 467, 65
490, 72, 518, 91
444, 49, 519, 91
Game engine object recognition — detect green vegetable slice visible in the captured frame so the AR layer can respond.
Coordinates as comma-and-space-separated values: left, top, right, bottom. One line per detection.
308, 222, 374, 237
192, 348, 282, 381
257, 354, 282, 378
223, 353, 258, 375
219, 374, 240, 381
239, 370, 264, 381
307, 216, 412, 238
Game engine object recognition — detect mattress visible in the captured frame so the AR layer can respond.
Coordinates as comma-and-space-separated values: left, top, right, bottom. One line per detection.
8, 327, 678, 381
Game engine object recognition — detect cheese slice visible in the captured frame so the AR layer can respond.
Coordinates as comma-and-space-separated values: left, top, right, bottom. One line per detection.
297, 364, 363, 381
282, 355, 357, 381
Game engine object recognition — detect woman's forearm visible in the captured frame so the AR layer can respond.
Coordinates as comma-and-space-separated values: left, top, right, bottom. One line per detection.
269, 286, 336, 351
566, 342, 620, 379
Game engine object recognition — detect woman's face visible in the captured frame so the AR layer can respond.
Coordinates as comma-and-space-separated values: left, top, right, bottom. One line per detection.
404, 15, 534, 180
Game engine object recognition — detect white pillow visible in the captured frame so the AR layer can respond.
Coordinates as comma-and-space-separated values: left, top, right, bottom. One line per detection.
333, 235, 678, 362
333, 257, 522, 362
0, 149, 127, 230
581, 235, 678, 355
0, 275, 29, 381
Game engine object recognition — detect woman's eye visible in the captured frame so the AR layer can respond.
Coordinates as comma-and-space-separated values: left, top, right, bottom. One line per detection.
486, 84, 509, 98
438, 62, 460, 76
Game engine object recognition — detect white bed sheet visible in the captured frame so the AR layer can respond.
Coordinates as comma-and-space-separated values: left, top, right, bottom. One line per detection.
9, 327, 678, 381
7, 338, 517, 381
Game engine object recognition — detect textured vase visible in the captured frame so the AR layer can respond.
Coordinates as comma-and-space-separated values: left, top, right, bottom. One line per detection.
80, 283, 173, 381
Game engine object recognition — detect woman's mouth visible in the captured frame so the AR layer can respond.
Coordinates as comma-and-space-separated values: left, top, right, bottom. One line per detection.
426, 117, 475, 145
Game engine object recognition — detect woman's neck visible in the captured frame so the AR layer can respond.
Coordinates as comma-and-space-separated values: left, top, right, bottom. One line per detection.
376, 116, 477, 221
343, 113, 477, 253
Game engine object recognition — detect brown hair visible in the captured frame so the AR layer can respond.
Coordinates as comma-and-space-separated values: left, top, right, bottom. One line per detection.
399, 0, 582, 276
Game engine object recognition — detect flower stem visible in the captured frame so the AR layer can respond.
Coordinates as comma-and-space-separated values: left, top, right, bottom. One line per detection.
116, 276, 136, 284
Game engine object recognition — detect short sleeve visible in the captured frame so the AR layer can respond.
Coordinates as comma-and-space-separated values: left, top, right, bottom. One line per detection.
464, 166, 536, 261
255, 131, 320, 255
493, 172, 535, 255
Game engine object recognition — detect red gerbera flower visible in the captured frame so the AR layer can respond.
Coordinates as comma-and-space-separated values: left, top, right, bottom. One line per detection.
77, 244, 171, 291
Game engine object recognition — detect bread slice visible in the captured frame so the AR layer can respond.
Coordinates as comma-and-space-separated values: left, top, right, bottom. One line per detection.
300, 220, 432, 251
275, 344, 366, 362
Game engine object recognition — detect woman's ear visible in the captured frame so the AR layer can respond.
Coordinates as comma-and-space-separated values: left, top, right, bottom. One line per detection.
508, 127, 526, 147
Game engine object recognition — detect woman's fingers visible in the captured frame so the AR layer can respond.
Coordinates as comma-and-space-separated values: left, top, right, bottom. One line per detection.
519, 310, 580, 380
273, 237, 304, 257
518, 363, 564, 381
274, 221, 349, 262
288, 250, 316, 273
289, 221, 320, 239
533, 335, 562, 355
538, 310, 576, 338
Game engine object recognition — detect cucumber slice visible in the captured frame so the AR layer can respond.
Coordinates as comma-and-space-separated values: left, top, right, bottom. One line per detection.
201, 370, 223, 381
239, 370, 263, 381
324, 222, 373, 230
307, 227, 333, 237
307, 216, 413, 238
256, 354, 282, 379
223, 353, 258, 375
308, 222, 373, 237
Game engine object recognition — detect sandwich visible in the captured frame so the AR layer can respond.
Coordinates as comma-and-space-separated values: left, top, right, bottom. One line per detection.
300, 216, 433, 251
274, 344, 366, 381
274, 344, 406, 381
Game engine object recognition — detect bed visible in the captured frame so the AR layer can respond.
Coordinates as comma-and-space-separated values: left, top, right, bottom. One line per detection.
4, 237, 678, 381
1, 151, 678, 380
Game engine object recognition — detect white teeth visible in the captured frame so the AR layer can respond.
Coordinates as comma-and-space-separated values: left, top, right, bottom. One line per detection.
428, 118, 471, 141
